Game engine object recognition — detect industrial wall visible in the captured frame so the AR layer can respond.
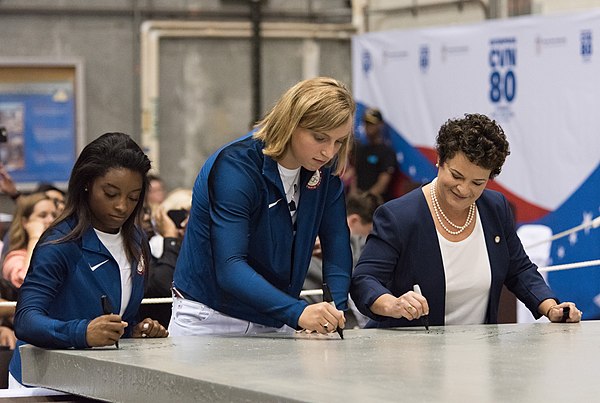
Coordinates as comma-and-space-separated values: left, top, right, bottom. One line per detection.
155, 31, 352, 187
0, 0, 598, 204
0, 0, 353, 200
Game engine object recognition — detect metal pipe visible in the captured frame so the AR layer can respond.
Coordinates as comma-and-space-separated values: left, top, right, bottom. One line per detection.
250, 0, 262, 124
365, 0, 490, 20
140, 21, 355, 172
0, 5, 352, 23
131, 0, 142, 142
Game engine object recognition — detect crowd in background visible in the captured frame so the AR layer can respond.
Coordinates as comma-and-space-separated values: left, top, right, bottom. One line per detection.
0, 167, 67, 351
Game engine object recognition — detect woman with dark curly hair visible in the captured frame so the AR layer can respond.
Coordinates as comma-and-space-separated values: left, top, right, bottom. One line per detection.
351, 113, 581, 328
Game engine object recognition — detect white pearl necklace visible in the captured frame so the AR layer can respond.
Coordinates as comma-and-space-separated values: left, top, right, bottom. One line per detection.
430, 178, 475, 235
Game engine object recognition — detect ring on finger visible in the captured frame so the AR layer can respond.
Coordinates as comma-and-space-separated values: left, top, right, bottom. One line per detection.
406, 305, 414, 311
322, 322, 329, 329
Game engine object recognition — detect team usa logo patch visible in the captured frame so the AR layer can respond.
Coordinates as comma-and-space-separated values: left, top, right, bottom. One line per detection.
307, 169, 321, 189
137, 255, 145, 275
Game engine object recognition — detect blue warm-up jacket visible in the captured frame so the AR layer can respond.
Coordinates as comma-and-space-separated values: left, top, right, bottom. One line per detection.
173, 136, 352, 329
10, 218, 146, 383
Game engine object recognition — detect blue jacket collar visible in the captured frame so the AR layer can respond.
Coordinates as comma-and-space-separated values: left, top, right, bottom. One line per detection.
62, 217, 145, 317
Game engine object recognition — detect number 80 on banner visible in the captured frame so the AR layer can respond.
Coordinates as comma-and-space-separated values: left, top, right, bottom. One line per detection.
489, 69, 516, 103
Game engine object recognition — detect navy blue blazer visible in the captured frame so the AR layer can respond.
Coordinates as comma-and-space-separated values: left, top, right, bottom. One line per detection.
351, 187, 556, 328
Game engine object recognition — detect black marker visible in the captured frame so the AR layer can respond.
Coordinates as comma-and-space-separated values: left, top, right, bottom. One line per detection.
322, 283, 344, 340
413, 284, 430, 331
101, 295, 119, 349
561, 306, 571, 323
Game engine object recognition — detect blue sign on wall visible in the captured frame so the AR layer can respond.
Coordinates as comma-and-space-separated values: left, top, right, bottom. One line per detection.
0, 81, 75, 184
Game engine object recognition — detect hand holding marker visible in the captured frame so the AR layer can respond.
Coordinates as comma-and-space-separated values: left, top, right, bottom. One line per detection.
322, 283, 344, 339
101, 295, 119, 348
413, 284, 429, 331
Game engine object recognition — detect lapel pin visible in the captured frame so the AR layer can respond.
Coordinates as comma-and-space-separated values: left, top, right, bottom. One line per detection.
307, 169, 322, 189
137, 255, 145, 275
494, 236, 500, 244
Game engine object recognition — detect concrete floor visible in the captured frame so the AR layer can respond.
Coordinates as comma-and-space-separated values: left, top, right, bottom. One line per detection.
21, 321, 600, 402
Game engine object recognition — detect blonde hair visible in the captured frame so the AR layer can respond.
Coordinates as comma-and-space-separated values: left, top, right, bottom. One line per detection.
161, 188, 192, 211
7, 192, 52, 252
253, 77, 355, 176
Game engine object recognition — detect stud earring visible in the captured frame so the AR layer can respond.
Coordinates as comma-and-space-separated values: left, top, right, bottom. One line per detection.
84, 187, 88, 192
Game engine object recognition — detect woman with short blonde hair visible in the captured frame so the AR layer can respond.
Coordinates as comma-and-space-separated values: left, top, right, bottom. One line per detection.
255, 77, 354, 175
170, 77, 356, 336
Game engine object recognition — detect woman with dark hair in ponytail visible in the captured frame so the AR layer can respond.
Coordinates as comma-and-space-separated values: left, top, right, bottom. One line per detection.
9, 132, 168, 388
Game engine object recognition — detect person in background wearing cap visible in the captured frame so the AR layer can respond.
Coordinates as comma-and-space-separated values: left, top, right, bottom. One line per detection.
352, 108, 397, 201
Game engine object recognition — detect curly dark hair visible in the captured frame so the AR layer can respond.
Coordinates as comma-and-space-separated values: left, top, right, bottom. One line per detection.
436, 113, 510, 178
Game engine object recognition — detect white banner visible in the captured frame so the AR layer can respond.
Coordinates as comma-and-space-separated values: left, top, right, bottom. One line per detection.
352, 10, 600, 319
353, 10, 600, 211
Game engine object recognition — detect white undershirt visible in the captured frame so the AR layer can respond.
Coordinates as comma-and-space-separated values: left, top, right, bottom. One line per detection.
437, 210, 491, 325
277, 163, 301, 225
94, 229, 132, 316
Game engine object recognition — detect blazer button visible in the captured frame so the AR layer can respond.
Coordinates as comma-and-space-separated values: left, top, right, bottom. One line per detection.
494, 236, 500, 244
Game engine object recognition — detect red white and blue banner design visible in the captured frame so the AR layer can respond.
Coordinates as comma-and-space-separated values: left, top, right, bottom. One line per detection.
352, 10, 600, 319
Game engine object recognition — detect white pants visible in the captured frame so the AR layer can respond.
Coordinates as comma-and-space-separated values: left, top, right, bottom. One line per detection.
8, 373, 66, 396
8, 373, 26, 389
168, 295, 294, 336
